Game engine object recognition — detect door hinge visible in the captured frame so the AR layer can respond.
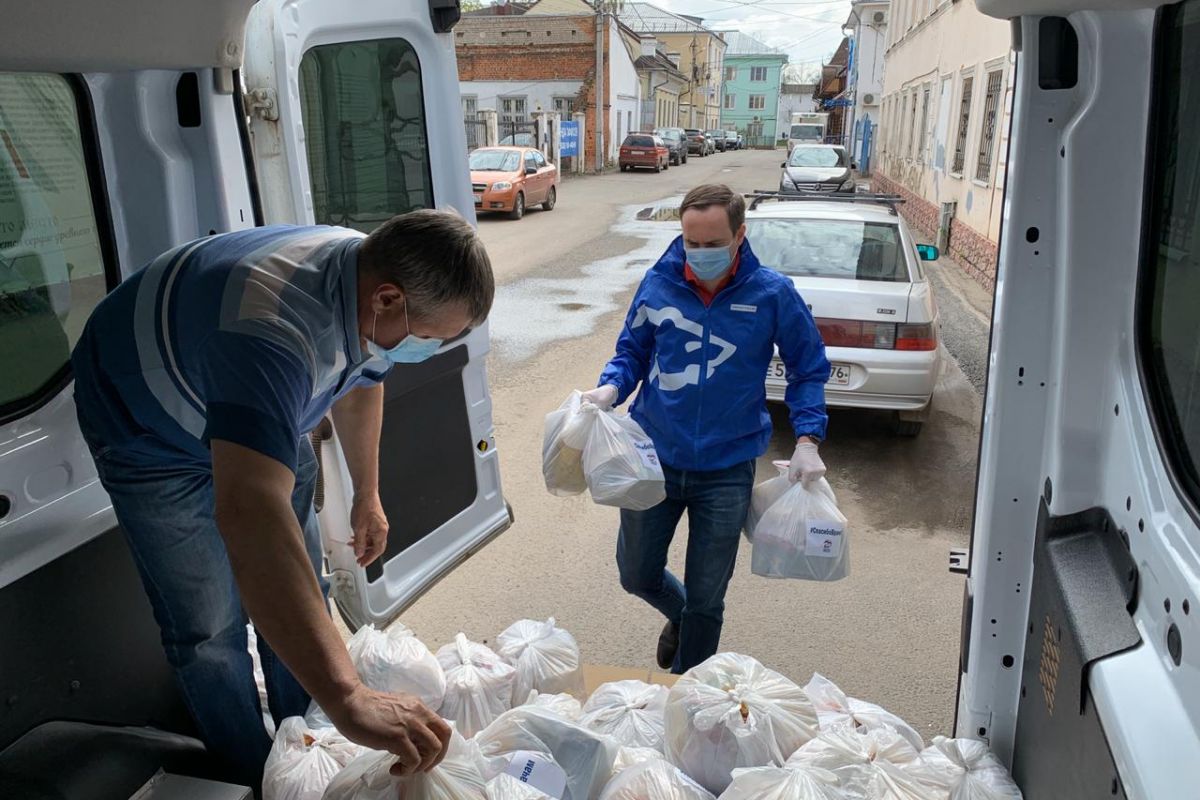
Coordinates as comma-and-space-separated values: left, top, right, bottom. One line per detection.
950, 547, 969, 574
243, 87, 279, 121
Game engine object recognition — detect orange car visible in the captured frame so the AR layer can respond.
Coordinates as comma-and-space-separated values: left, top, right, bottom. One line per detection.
469, 146, 558, 220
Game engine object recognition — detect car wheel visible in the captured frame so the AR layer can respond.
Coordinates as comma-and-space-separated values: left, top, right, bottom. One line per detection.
542, 186, 556, 211
892, 413, 923, 437
508, 192, 524, 220
654, 160, 661, 173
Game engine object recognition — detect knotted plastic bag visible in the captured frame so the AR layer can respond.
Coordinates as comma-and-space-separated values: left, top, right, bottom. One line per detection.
611, 746, 667, 776
750, 477, 848, 582
522, 690, 584, 722
497, 618, 585, 702
663, 652, 818, 795
543, 391, 590, 496
743, 461, 791, 542
786, 727, 924, 798
485, 772, 557, 800
322, 729, 495, 800
579, 404, 666, 511
579, 680, 669, 751
803, 673, 924, 750
437, 633, 518, 737
597, 759, 715, 800
262, 717, 361, 800
346, 623, 446, 709
719, 765, 844, 800
906, 737, 1023, 800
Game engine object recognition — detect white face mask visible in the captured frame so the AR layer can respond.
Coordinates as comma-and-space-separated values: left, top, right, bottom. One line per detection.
366, 298, 443, 364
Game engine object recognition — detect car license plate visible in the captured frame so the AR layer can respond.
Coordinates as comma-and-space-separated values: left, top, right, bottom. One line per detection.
767, 360, 851, 386
630, 150, 645, 155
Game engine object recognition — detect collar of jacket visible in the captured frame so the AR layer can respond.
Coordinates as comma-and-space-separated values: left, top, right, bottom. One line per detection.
655, 235, 762, 295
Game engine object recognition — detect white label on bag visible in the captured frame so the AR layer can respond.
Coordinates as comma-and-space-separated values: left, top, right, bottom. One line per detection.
806, 520, 845, 558
504, 751, 567, 798
634, 439, 661, 470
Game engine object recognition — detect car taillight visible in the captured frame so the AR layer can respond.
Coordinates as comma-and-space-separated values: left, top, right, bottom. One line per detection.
896, 322, 938, 351
815, 318, 895, 349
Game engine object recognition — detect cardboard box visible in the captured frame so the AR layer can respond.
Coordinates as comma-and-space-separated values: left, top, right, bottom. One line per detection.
582, 663, 678, 695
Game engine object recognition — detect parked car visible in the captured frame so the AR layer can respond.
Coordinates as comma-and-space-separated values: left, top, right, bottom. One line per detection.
723, 130, 739, 150
706, 129, 727, 151
469, 146, 558, 220
684, 128, 708, 156
619, 133, 669, 173
498, 132, 536, 147
654, 127, 688, 165
702, 133, 717, 155
779, 144, 857, 194
745, 194, 941, 435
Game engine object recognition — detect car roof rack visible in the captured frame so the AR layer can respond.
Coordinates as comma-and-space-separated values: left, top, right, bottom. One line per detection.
745, 190, 906, 215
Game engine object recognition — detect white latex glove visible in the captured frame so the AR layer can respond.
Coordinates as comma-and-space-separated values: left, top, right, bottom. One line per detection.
580, 384, 618, 410
788, 440, 826, 486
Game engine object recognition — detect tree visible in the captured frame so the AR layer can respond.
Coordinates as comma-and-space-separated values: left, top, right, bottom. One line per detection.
461, 0, 486, 11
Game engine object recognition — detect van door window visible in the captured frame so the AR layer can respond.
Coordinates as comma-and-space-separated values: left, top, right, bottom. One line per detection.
1142, 0, 1200, 502
0, 72, 110, 420
298, 39, 433, 232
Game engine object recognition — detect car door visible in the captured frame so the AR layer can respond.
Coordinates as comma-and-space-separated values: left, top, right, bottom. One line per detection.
532, 149, 554, 195
522, 150, 542, 204
243, 0, 511, 630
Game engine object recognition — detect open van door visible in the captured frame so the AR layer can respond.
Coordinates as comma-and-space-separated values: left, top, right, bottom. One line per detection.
242, 0, 510, 630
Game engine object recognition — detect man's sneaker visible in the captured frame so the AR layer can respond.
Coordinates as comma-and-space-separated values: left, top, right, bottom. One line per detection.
656, 621, 680, 670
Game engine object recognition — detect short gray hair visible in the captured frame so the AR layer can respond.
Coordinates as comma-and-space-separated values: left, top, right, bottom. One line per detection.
359, 209, 495, 325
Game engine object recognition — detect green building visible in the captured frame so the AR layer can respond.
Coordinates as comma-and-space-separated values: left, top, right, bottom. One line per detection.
718, 32, 788, 146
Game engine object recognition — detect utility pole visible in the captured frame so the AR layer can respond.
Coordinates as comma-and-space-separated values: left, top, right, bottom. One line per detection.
594, 8, 605, 172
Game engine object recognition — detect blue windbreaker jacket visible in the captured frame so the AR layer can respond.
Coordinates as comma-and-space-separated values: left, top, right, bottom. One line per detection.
598, 236, 829, 472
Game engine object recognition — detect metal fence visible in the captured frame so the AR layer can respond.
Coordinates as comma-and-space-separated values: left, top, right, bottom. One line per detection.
499, 119, 538, 147
464, 118, 486, 151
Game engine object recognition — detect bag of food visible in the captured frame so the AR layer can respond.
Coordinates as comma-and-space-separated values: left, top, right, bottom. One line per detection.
476, 705, 621, 800
262, 717, 361, 800
346, 623, 446, 709
497, 618, 585, 702
750, 477, 848, 582
579, 404, 666, 511
485, 773, 557, 800
579, 680, 669, 751
786, 727, 923, 798
522, 690, 584, 722
438, 634, 518, 737
663, 653, 818, 795
322, 730, 494, 800
597, 759, 714, 800
611, 746, 667, 776
719, 765, 844, 800
543, 391, 590, 496
906, 737, 1023, 800
743, 461, 791, 542
802, 673, 924, 750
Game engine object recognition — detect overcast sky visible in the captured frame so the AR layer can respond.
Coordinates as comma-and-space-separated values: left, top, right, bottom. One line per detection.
653, 0, 852, 77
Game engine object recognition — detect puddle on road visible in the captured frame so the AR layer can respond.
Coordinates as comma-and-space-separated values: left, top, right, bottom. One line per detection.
489, 198, 683, 361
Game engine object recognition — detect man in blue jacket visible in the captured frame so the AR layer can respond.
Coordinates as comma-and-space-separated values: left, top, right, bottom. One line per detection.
581, 184, 830, 673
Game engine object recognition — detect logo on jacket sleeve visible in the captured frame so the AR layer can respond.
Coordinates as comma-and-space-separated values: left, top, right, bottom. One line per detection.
631, 304, 738, 391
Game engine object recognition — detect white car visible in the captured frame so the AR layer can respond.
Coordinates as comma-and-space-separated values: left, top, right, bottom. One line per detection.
746, 195, 942, 435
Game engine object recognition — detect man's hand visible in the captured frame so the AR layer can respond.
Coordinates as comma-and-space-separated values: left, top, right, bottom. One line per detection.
327, 685, 452, 775
350, 491, 389, 567
581, 384, 618, 410
788, 438, 826, 487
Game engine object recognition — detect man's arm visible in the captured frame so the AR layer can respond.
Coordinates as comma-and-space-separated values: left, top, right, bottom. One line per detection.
597, 280, 656, 405
211, 440, 450, 774
776, 282, 831, 441
332, 383, 388, 566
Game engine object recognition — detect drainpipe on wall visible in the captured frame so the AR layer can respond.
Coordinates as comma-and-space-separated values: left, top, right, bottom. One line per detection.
595, 10, 605, 172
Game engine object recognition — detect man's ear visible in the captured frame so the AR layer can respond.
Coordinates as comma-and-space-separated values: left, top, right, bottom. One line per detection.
734, 223, 748, 249
372, 283, 404, 314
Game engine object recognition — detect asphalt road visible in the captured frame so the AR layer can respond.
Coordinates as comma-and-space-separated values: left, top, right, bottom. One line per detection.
397, 148, 986, 741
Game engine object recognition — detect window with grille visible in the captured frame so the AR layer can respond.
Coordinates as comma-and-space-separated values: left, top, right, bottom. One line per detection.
553, 96, 574, 116
952, 76, 973, 174
749, 94, 766, 110
462, 95, 477, 118
908, 92, 919, 158
725, 66, 737, 81
975, 70, 1003, 182
724, 93, 735, 109
500, 96, 527, 123
917, 85, 930, 162
751, 66, 768, 82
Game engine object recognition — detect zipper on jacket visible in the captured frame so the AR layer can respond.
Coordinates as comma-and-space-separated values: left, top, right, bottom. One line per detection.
695, 300, 711, 467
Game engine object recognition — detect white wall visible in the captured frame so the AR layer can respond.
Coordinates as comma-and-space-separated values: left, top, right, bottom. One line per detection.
777, 92, 817, 137
609, 21, 643, 161
458, 80, 582, 116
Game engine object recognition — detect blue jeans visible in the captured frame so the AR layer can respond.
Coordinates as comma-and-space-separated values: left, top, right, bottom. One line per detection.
84, 431, 326, 791
616, 459, 755, 673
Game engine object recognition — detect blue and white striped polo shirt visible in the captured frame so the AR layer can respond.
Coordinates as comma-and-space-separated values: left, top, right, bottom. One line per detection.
72, 225, 390, 473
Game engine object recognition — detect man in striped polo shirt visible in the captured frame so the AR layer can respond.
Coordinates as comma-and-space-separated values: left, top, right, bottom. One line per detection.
71, 210, 493, 788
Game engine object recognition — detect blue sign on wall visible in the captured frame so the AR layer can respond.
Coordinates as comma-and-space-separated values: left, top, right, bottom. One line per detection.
559, 121, 580, 157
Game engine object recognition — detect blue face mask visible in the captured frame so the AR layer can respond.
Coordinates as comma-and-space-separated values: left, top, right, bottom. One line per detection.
366, 299, 443, 364
685, 245, 735, 281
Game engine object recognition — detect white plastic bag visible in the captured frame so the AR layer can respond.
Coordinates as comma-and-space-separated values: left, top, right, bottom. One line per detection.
579, 680, 669, 751
476, 705, 621, 800
497, 618, 585, 702
803, 673, 924, 750
907, 737, 1023, 800
522, 690, 584, 722
750, 477, 848, 582
598, 759, 714, 800
485, 773, 557, 800
743, 461, 791, 542
346, 623, 447, 709
543, 391, 590, 496
663, 652, 818, 795
612, 746, 667, 775
719, 765, 844, 800
579, 404, 666, 511
438, 634, 518, 737
786, 727, 923, 798
322, 730, 493, 800
262, 717, 361, 800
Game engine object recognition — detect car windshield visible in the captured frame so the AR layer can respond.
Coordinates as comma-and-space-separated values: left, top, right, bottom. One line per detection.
706, 130, 723, 136
789, 148, 846, 168
791, 124, 824, 140
746, 218, 909, 282
656, 130, 682, 141
469, 149, 520, 172
624, 135, 654, 147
